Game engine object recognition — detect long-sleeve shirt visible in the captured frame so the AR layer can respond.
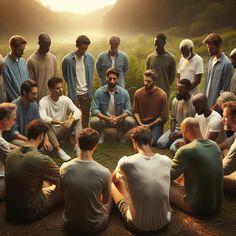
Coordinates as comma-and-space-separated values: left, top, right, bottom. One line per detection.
91, 85, 132, 116
2, 54, 29, 102
39, 95, 81, 124
96, 50, 128, 88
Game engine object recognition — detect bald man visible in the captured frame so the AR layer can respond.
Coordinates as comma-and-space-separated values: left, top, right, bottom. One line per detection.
193, 93, 226, 144
170, 117, 223, 216
229, 48, 236, 95
176, 39, 204, 95
0, 54, 7, 102
27, 32, 58, 101
96, 35, 128, 88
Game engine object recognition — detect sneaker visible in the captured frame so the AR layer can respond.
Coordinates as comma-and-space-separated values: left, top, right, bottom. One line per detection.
98, 131, 105, 144
74, 144, 81, 156
57, 148, 71, 161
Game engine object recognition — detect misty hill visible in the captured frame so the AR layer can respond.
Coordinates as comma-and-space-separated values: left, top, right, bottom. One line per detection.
103, 0, 236, 36
0, 0, 111, 37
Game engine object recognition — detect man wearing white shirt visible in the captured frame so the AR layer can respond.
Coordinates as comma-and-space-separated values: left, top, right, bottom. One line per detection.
39, 77, 81, 161
176, 39, 204, 96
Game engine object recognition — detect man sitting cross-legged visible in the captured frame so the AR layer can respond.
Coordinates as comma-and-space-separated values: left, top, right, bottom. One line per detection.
5, 120, 61, 224
112, 126, 172, 233
39, 77, 81, 161
60, 128, 112, 234
170, 117, 223, 216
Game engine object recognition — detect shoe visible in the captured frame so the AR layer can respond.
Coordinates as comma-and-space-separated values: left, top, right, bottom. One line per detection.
57, 148, 71, 161
98, 131, 105, 144
74, 144, 81, 156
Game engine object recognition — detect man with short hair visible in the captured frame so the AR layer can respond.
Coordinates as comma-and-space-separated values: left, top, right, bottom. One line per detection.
170, 117, 223, 215
62, 35, 94, 128
193, 93, 226, 144
112, 126, 172, 233
90, 68, 136, 143
203, 33, 233, 107
27, 32, 58, 102
0, 103, 17, 200
3, 35, 29, 101
133, 69, 168, 145
96, 35, 128, 88
157, 79, 195, 153
5, 119, 61, 223
0, 54, 7, 102
60, 128, 112, 234
146, 33, 176, 98
39, 77, 81, 161
229, 48, 236, 95
221, 101, 236, 193
176, 39, 204, 95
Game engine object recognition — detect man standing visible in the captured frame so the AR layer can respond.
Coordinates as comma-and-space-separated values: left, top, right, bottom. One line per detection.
96, 35, 128, 88
0, 54, 7, 102
3, 35, 29, 101
146, 33, 176, 98
133, 69, 168, 145
90, 68, 136, 143
0, 103, 17, 200
203, 33, 233, 107
5, 120, 61, 223
60, 128, 112, 234
170, 117, 223, 216
62, 35, 94, 128
157, 79, 195, 153
193, 93, 226, 144
27, 33, 58, 102
229, 48, 236, 95
176, 39, 204, 95
112, 126, 172, 233
39, 77, 81, 161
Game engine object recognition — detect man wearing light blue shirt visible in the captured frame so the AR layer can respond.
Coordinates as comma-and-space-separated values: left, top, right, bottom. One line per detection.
3, 35, 29, 102
203, 33, 233, 107
96, 35, 128, 88
90, 68, 136, 143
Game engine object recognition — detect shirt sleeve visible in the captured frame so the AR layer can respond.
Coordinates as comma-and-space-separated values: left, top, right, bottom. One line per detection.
208, 113, 222, 132
67, 97, 81, 120
123, 90, 132, 115
122, 53, 129, 76
91, 89, 101, 116
195, 56, 204, 75
171, 148, 187, 180
39, 98, 53, 123
223, 140, 236, 175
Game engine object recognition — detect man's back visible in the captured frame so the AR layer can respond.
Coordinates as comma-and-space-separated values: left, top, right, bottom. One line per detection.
171, 139, 223, 212
60, 159, 111, 234
116, 153, 171, 231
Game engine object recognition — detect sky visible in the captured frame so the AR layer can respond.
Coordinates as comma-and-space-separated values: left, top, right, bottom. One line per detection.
39, 0, 117, 15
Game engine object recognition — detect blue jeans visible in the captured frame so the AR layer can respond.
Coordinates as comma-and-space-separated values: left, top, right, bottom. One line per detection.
150, 124, 164, 146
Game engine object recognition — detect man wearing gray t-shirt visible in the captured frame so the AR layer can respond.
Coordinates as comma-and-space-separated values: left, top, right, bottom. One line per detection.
60, 128, 112, 234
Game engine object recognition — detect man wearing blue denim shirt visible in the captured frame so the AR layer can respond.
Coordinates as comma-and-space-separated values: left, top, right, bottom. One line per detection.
203, 33, 233, 108
96, 35, 128, 88
90, 68, 136, 143
62, 35, 94, 128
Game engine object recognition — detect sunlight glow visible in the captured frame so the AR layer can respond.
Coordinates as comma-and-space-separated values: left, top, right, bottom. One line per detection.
39, 0, 117, 15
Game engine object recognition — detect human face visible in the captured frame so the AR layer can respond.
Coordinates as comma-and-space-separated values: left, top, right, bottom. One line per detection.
109, 40, 119, 55
230, 54, 236, 68
3, 110, 16, 131
206, 42, 219, 57
12, 44, 26, 58
193, 100, 204, 115
144, 76, 155, 91
176, 84, 187, 100
181, 46, 191, 59
76, 44, 88, 57
25, 87, 38, 103
50, 82, 63, 97
39, 38, 51, 55
223, 108, 236, 131
154, 37, 165, 55
107, 74, 118, 90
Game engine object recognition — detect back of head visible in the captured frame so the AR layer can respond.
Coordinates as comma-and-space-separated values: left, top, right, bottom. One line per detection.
181, 117, 200, 137
9, 35, 27, 48
38, 32, 50, 42
21, 80, 38, 96
155, 33, 166, 43
179, 79, 191, 90
0, 103, 16, 120
47, 77, 63, 89
130, 126, 152, 146
179, 39, 194, 50
78, 128, 100, 151
193, 93, 208, 106
27, 119, 49, 140
202, 33, 222, 47
76, 35, 91, 47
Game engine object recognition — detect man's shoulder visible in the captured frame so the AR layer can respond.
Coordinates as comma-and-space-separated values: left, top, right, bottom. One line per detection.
134, 87, 146, 96
62, 52, 75, 61
193, 53, 203, 61
118, 50, 128, 57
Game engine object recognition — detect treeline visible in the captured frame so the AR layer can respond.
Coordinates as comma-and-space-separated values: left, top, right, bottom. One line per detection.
103, 0, 236, 36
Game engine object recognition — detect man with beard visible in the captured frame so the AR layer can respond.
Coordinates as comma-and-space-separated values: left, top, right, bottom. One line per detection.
157, 79, 195, 153
5, 119, 61, 223
203, 33, 233, 107
90, 68, 136, 144
146, 33, 176, 98
39, 77, 81, 161
170, 117, 223, 216
27, 33, 58, 102
133, 69, 168, 145
176, 39, 204, 96
2, 35, 29, 102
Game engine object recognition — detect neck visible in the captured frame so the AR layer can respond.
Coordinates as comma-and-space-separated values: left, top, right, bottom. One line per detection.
204, 108, 212, 117
78, 150, 93, 160
215, 50, 222, 59
75, 50, 83, 58
26, 139, 39, 148
21, 96, 30, 106
38, 48, 47, 56
108, 86, 116, 92
50, 94, 59, 101
10, 51, 18, 59
183, 94, 191, 101
137, 145, 154, 157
